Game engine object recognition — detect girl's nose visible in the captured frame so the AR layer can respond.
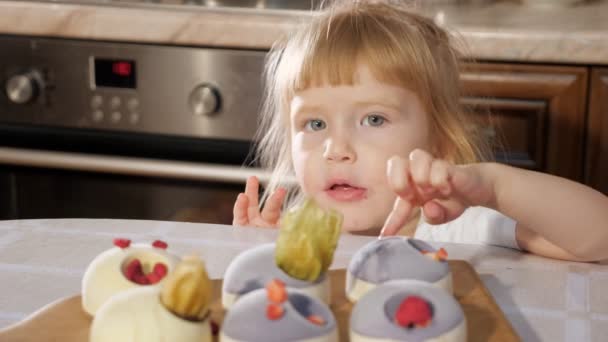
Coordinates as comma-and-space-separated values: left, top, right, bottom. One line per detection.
323, 136, 356, 163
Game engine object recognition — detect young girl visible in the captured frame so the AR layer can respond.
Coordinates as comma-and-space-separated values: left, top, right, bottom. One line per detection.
232, 1, 608, 262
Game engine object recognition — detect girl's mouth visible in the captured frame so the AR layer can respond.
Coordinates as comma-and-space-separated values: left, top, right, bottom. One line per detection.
325, 183, 367, 202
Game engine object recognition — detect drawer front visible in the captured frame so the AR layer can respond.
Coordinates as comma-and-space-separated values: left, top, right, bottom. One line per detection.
463, 97, 546, 170
461, 63, 587, 181
585, 68, 608, 194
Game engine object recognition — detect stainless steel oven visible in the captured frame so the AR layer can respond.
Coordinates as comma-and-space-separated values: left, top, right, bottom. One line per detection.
0, 35, 270, 224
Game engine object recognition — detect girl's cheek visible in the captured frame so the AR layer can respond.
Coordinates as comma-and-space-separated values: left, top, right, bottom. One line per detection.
358, 126, 400, 150
292, 131, 324, 151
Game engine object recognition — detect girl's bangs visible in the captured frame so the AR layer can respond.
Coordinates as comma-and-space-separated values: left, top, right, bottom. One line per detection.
279, 11, 425, 101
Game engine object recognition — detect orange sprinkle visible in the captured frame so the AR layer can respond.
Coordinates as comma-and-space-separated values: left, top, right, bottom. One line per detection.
266, 303, 284, 320
307, 315, 325, 325
266, 279, 288, 304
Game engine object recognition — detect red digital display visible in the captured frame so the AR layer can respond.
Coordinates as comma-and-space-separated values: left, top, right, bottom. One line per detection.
112, 62, 132, 77
94, 58, 136, 89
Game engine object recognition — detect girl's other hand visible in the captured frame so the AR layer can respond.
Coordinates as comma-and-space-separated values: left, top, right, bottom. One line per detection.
380, 149, 495, 237
232, 176, 287, 228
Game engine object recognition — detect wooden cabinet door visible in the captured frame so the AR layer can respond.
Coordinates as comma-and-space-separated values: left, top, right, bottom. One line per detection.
461, 63, 588, 182
585, 68, 608, 194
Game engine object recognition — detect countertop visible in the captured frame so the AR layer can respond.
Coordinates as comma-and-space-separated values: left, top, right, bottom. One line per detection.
0, 1, 608, 65
0, 218, 607, 341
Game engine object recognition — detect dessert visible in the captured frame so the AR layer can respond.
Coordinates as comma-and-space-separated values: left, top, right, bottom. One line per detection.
82, 238, 180, 316
222, 243, 330, 308
222, 199, 341, 308
346, 237, 451, 302
90, 255, 214, 342
221, 279, 339, 342
350, 280, 466, 342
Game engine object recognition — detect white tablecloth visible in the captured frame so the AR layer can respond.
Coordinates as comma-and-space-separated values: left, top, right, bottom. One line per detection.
0, 219, 607, 341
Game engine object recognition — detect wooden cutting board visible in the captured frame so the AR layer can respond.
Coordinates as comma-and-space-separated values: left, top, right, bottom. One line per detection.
0, 260, 519, 342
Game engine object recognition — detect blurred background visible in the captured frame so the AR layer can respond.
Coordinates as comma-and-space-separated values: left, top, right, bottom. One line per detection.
0, 0, 606, 224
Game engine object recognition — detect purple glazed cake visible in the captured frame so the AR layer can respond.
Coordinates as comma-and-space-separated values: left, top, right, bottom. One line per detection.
346, 237, 451, 302
350, 280, 466, 342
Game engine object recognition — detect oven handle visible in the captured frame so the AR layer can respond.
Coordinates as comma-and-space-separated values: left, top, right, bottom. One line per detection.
0, 147, 288, 185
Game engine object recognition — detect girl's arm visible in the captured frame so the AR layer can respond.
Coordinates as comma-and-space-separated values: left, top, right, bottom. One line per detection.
381, 150, 608, 262
487, 163, 608, 262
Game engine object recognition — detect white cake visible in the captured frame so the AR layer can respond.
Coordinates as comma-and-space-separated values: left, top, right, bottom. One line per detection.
88, 252, 214, 342
81, 238, 179, 316
90, 286, 212, 342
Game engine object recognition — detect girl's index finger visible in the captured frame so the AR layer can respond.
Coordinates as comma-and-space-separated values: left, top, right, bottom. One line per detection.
387, 155, 413, 199
244, 176, 260, 207
245, 176, 262, 220
232, 193, 250, 226
379, 197, 413, 238
260, 187, 287, 225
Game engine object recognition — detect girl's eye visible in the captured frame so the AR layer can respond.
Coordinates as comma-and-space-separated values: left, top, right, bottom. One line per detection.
305, 119, 327, 131
362, 114, 386, 127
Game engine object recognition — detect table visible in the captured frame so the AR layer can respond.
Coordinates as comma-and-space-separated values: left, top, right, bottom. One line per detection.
0, 219, 606, 341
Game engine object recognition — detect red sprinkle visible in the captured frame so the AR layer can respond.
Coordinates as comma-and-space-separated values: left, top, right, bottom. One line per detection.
266, 279, 287, 304
273, 279, 286, 288
153, 263, 168, 278
307, 315, 325, 325
152, 240, 168, 249
266, 303, 284, 320
113, 238, 131, 249
395, 296, 432, 328
436, 248, 448, 261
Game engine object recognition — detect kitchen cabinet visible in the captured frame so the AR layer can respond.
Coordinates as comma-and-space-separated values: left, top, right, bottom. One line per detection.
460, 63, 588, 183
585, 68, 608, 194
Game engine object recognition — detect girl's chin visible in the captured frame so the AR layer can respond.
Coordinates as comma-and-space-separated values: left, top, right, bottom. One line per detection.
311, 196, 388, 234
340, 217, 383, 236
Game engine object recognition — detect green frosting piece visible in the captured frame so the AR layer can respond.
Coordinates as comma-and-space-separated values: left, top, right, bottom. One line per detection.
275, 199, 342, 281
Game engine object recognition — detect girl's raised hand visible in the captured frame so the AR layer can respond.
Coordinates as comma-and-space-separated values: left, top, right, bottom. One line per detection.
380, 149, 495, 237
232, 176, 287, 228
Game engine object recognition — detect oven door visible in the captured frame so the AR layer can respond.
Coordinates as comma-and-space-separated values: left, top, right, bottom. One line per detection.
0, 125, 269, 224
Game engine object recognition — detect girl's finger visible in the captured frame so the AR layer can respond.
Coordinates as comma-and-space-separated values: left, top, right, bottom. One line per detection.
409, 149, 434, 188
424, 199, 466, 225
380, 197, 413, 237
387, 155, 412, 198
261, 187, 287, 225
422, 200, 446, 225
232, 193, 250, 226
244, 176, 262, 220
430, 159, 451, 196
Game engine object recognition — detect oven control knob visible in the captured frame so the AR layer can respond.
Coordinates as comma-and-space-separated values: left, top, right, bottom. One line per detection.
189, 84, 221, 116
5, 71, 43, 104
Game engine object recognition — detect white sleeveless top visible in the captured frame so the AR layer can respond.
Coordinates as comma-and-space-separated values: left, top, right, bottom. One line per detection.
414, 206, 520, 250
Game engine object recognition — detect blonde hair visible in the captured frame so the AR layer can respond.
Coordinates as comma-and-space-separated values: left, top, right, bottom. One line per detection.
255, 0, 491, 206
